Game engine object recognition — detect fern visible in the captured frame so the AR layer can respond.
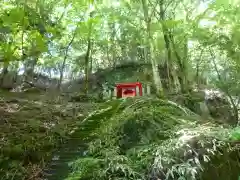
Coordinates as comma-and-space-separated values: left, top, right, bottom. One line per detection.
44, 97, 240, 180
64, 97, 203, 180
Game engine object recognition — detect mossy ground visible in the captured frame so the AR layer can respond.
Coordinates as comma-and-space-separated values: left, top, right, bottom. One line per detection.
0, 90, 98, 180
0, 92, 239, 180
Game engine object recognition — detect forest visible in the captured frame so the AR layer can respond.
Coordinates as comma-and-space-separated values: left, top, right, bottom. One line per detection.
0, 0, 240, 179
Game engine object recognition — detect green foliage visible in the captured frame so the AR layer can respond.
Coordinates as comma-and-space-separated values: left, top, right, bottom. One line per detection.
62, 97, 240, 180
1, 0, 240, 179
230, 127, 240, 141
69, 93, 104, 102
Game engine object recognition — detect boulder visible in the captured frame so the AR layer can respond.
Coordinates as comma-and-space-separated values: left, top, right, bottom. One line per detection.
172, 89, 237, 125
205, 92, 236, 125
0, 72, 18, 89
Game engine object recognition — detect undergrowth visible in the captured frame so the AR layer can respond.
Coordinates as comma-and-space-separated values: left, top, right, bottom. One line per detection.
0, 94, 95, 180
65, 97, 240, 180
1, 93, 240, 180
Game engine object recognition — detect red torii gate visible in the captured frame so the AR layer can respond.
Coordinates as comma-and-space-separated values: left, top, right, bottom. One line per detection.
115, 82, 143, 98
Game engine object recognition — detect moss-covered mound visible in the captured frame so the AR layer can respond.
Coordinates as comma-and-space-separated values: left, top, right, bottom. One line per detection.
65, 97, 240, 180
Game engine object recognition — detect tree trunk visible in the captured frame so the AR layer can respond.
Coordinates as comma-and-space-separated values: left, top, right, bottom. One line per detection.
0, 62, 9, 86
58, 29, 77, 89
159, 1, 172, 90
141, 0, 163, 95
168, 33, 188, 93
110, 23, 117, 67
24, 58, 38, 82
84, 12, 94, 94
84, 37, 91, 94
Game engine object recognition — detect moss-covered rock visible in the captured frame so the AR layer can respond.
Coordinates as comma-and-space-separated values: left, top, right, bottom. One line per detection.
171, 89, 236, 125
